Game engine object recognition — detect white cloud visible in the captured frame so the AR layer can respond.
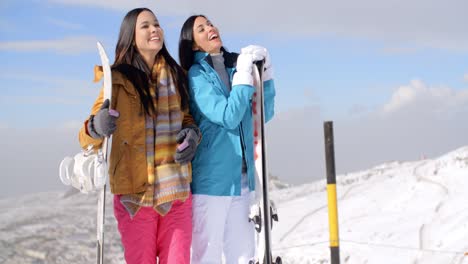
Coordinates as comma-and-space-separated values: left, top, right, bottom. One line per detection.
382, 80, 468, 115
383, 80, 424, 113
48, 0, 152, 11
464, 73, 468, 82
45, 17, 84, 30
267, 78, 468, 185
1, 95, 86, 105
48, 0, 468, 52
381, 45, 423, 55
0, 72, 98, 107
266, 101, 468, 185
0, 72, 94, 92
0, 35, 99, 54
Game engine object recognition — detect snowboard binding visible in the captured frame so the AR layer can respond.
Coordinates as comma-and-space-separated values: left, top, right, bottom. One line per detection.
249, 200, 279, 232
249, 255, 283, 264
59, 145, 107, 194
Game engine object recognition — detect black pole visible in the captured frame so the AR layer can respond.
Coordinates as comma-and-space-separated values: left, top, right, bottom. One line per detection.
324, 121, 340, 264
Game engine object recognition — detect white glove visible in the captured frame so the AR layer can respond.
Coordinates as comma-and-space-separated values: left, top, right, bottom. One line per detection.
232, 53, 254, 86
241, 45, 273, 81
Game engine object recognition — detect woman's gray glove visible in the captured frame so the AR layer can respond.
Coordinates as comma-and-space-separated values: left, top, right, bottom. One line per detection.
174, 126, 201, 164
87, 99, 119, 139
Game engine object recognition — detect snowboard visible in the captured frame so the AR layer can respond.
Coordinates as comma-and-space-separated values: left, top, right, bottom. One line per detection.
95, 41, 111, 264
249, 61, 282, 264
59, 42, 111, 264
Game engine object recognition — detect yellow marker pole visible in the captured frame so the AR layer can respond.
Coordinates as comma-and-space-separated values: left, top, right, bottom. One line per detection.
324, 121, 340, 264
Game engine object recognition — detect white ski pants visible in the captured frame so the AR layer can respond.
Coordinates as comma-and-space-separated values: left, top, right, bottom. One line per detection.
191, 188, 255, 264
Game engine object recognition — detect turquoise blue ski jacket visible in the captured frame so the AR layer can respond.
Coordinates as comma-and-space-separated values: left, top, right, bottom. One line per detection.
188, 51, 275, 196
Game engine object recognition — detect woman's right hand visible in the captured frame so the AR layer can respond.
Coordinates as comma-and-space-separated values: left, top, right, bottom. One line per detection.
87, 99, 119, 138
241, 45, 273, 81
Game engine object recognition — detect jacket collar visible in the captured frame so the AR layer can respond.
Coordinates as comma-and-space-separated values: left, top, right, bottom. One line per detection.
194, 50, 238, 69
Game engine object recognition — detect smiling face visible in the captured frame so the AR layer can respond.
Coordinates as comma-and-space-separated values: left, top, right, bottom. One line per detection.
192, 16, 222, 54
134, 10, 163, 66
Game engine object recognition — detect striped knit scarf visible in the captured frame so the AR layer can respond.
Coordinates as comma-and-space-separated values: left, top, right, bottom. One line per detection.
120, 56, 191, 217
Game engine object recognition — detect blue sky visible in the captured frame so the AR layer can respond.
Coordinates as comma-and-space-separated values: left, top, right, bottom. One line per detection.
1, 0, 467, 196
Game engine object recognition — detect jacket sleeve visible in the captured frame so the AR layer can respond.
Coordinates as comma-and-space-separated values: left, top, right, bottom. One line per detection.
182, 106, 195, 127
181, 107, 202, 143
78, 88, 105, 151
188, 65, 254, 130
263, 79, 276, 123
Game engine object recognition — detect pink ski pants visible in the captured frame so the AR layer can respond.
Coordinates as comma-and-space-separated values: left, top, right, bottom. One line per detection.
113, 194, 192, 264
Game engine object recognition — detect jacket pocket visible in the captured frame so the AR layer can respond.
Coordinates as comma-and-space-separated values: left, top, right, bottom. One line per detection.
200, 126, 216, 150
109, 140, 130, 188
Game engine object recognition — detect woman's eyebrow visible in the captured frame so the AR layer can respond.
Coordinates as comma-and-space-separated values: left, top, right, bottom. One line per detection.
139, 19, 158, 26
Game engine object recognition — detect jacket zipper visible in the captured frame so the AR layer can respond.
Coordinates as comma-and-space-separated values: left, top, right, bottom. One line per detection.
205, 58, 248, 185
239, 122, 248, 171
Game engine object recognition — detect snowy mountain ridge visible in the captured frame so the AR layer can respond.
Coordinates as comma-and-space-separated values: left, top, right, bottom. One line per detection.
273, 146, 468, 204
1, 146, 467, 263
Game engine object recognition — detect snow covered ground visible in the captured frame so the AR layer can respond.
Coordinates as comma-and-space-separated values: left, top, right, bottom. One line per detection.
1, 146, 468, 263
271, 146, 468, 264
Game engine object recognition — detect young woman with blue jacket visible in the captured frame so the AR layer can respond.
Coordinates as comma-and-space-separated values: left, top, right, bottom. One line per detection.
179, 15, 276, 263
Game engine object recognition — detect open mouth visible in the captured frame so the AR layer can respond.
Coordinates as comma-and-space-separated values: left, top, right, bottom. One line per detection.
150, 36, 160, 41
209, 34, 218, 41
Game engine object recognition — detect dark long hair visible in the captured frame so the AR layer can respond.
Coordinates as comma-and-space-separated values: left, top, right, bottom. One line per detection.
113, 7, 189, 115
178, 15, 228, 71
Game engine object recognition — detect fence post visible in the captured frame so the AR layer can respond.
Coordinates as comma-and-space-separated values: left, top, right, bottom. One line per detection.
324, 121, 340, 264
